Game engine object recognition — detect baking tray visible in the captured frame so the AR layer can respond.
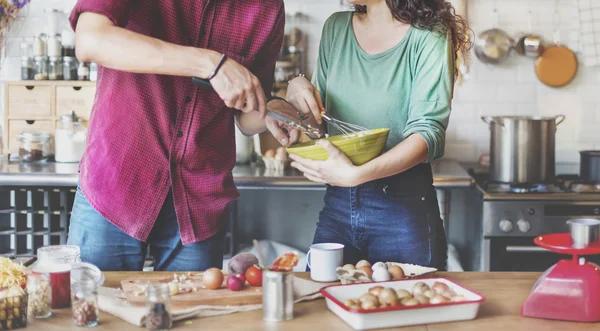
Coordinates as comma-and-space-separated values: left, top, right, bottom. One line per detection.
320, 277, 485, 330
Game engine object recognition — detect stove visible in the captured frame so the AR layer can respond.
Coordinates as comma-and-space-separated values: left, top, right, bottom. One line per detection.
471, 169, 600, 271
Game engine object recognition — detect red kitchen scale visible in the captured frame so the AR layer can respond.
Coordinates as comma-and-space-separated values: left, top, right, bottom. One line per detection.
521, 233, 600, 322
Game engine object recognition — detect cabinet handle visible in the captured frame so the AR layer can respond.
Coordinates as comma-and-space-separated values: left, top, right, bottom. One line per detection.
73, 86, 82, 91
25, 86, 35, 90
506, 246, 548, 253
25, 120, 35, 125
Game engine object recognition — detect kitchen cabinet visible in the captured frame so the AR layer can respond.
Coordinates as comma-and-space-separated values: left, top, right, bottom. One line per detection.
3, 81, 96, 154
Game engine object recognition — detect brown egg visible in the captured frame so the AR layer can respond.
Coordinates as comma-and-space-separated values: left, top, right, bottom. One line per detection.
355, 260, 371, 269
387, 265, 405, 280
264, 149, 275, 158
358, 266, 373, 279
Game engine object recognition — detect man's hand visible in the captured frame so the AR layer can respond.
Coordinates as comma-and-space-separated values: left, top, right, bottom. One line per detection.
265, 117, 301, 147
210, 57, 267, 119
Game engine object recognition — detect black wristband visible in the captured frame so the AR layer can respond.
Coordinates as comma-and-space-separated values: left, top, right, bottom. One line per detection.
207, 54, 227, 80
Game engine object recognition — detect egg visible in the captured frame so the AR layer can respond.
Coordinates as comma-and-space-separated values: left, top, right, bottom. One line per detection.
371, 267, 391, 282
358, 266, 373, 278
371, 262, 386, 270
355, 260, 371, 269
264, 149, 275, 158
387, 265, 405, 280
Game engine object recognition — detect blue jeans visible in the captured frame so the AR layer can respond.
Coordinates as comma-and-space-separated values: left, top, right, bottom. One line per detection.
311, 164, 447, 270
67, 188, 224, 271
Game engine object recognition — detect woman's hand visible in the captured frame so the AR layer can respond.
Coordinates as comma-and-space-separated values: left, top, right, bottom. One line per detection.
286, 76, 325, 124
266, 117, 301, 147
289, 140, 364, 187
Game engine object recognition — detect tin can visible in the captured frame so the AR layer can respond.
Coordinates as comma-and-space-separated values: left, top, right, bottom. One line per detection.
262, 271, 293, 321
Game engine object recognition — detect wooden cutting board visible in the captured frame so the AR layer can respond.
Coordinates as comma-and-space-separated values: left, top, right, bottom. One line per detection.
121, 273, 262, 308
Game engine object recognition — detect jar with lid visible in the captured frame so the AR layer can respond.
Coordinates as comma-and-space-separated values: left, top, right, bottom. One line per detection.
78, 62, 89, 81
27, 273, 52, 319
145, 284, 172, 330
32, 245, 81, 309
20, 42, 34, 80
89, 63, 97, 82
33, 33, 47, 57
49, 56, 64, 80
47, 34, 62, 57
55, 111, 87, 163
34, 56, 49, 80
18, 131, 51, 162
71, 280, 99, 328
63, 57, 78, 80
62, 29, 76, 57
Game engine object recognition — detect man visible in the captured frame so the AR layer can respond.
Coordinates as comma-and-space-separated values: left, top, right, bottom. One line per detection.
67, 1, 297, 271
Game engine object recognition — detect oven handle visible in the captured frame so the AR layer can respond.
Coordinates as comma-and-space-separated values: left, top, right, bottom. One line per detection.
506, 246, 548, 253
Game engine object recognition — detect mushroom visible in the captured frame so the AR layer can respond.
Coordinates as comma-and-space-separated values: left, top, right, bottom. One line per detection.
430, 294, 450, 304
359, 293, 379, 305
414, 294, 430, 305
432, 281, 450, 294
423, 289, 436, 299
378, 288, 399, 306
395, 289, 412, 300
412, 282, 429, 296
368, 286, 385, 296
401, 298, 420, 306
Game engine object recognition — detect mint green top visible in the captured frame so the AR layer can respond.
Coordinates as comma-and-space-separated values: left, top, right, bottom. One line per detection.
312, 11, 454, 162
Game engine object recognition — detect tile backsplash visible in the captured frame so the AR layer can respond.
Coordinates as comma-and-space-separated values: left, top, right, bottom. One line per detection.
2, 0, 599, 164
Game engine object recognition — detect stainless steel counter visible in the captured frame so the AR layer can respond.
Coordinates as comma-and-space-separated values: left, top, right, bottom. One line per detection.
0, 159, 474, 189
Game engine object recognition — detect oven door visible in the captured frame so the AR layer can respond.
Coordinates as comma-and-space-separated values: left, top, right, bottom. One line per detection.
486, 237, 600, 272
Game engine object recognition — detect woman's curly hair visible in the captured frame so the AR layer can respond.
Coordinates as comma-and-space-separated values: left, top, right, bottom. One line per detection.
356, 1, 472, 79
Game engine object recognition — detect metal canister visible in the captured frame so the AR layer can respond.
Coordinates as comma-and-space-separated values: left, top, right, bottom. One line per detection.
567, 218, 600, 249
262, 271, 293, 321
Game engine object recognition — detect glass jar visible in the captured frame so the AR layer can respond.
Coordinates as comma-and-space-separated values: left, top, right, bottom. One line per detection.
89, 63, 97, 82
33, 56, 49, 81
0, 285, 28, 329
32, 245, 81, 309
63, 57, 78, 80
71, 280, 99, 328
77, 62, 89, 81
49, 56, 64, 80
33, 33, 47, 57
27, 273, 52, 319
47, 34, 62, 57
145, 284, 172, 331
21, 57, 34, 80
18, 132, 51, 162
62, 29, 76, 57
55, 111, 87, 163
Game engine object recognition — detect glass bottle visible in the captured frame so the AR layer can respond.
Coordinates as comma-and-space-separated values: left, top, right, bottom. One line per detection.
33, 33, 47, 57
145, 284, 172, 330
18, 131, 52, 162
71, 280, 99, 328
55, 111, 87, 163
49, 56, 64, 80
47, 34, 62, 58
63, 57, 78, 80
20, 42, 34, 80
89, 63, 97, 82
34, 56, 49, 80
27, 273, 52, 319
78, 62, 89, 81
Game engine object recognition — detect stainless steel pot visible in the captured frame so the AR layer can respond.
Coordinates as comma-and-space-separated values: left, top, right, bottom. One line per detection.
481, 115, 565, 184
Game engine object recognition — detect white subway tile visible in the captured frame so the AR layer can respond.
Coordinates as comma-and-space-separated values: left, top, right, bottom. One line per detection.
497, 83, 536, 103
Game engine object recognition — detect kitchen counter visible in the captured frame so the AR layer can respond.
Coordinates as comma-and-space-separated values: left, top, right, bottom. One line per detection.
0, 159, 473, 189
25, 271, 596, 331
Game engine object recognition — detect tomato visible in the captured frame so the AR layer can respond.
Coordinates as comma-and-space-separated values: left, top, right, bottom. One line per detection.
245, 265, 262, 287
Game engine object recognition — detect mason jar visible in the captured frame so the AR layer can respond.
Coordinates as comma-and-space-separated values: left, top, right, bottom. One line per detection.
17, 132, 51, 162
145, 284, 172, 330
34, 56, 49, 81
49, 56, 64, 80
71, 280, 99, 328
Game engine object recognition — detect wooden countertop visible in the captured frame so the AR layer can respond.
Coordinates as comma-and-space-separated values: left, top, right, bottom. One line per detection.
26, 272, 599, 331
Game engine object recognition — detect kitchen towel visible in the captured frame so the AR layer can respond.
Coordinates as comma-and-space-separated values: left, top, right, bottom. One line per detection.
97, 276, 326, 327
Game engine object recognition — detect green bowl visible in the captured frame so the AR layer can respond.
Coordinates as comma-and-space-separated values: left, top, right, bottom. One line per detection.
286, 128, 390, 166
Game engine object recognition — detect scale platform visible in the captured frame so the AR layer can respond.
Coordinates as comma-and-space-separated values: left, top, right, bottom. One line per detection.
521, 233, 600, 322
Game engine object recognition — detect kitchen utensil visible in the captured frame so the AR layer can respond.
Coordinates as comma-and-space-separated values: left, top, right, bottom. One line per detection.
192, 77, 321, 137
515, 3, 543, 57
321, 113, 368, 136
481, 115, 565, 184
522, 233, 600, 322
474, 4, 514, 64
286, 128, 390, 166
262, 270, 294, 321
306, 243, 344, 282
575, 0, 600, 67
253, 239, 267, 267
535, 2, 578, 87
321, 278, 484, 330
567, 218, 600, 248
580, 151, 600, 182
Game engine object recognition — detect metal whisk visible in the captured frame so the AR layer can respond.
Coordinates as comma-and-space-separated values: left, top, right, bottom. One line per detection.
321, 113, 369, 136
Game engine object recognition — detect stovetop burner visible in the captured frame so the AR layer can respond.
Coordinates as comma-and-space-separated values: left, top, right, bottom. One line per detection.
569, 182, 600, 193
484, 182, 568, 194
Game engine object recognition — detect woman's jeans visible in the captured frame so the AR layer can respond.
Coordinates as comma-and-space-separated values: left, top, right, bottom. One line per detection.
311, 163, 447, 270
67, 188, 224, 271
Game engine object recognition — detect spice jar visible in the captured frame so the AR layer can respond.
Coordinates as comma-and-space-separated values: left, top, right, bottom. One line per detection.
145, 284, 172, 331
71, 280, 99, 328
77, 62, 89, 81
49, 56, 64, 80
55, 111, 87, 163
63, 57, 78, 80
26, 273, 52, 319
18, 131, 51, 162
33, 33, 47, 57
62, 30, 76, 57
20, 42, 34, 80
33, 56, 49, 81
47, 34, 62, 58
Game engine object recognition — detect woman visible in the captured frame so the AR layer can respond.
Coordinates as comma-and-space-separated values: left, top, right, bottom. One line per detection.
286, 0, 470, 269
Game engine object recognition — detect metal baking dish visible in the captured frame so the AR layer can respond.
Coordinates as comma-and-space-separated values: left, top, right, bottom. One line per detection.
320, 278, 485, 330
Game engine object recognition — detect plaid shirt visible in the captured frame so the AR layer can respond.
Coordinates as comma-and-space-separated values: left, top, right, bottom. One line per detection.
70, 0, 284, 244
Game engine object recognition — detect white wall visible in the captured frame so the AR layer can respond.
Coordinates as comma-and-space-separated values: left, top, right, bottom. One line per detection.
2, 0, 599, 164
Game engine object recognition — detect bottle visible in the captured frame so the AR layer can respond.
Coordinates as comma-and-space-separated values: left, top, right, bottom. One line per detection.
78, 62, 89, 81
49, 56, 64, 80
145, 284, 172, 330
63, 56, 78, 80
55, 111, 87, 163
20, 42, 34, 80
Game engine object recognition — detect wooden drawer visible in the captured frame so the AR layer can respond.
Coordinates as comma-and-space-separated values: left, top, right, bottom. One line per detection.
8, 120, 53, 153
56, 85, 96, 119
7, 85, 53, 118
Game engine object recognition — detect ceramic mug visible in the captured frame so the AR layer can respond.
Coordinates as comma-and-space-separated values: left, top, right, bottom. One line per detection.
306, 243, 344, 282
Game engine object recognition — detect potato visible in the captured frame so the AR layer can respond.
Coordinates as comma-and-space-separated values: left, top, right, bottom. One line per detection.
227, 253, 259, 274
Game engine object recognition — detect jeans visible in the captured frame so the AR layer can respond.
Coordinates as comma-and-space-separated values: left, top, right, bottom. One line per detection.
311, 163, 447, 270
67, 188, 224, 271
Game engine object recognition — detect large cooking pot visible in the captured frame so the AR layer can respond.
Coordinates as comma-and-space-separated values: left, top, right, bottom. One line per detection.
580, 151, 600, 183
481, 115, 565, 184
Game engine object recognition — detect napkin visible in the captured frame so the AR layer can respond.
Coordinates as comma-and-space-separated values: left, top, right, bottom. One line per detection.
98, 276, 326, 327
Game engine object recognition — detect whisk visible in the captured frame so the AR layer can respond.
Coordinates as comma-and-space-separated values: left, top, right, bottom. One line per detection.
320, 112, 369, 137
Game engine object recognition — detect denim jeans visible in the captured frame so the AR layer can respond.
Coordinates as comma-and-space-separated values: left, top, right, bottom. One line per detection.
311, 163, 447, 270
67, 188, 224, 271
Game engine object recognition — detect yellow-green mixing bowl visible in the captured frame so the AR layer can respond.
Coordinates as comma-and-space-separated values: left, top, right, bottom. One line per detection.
286, 128, 390, 166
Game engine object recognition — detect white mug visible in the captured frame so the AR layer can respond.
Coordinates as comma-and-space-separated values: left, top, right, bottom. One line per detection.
306, 243, 344, 282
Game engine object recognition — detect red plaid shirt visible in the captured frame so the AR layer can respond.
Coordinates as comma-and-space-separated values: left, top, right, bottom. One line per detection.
70, 0, 284, 244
